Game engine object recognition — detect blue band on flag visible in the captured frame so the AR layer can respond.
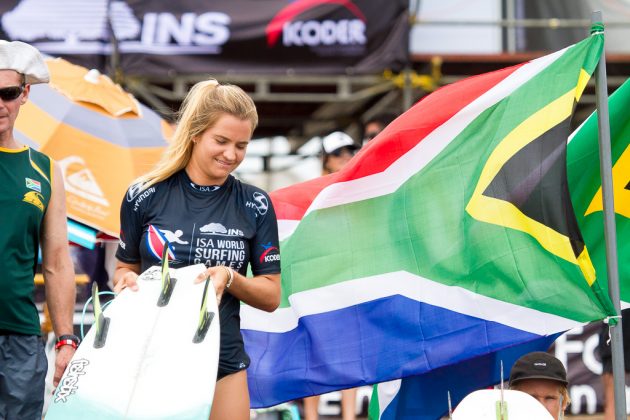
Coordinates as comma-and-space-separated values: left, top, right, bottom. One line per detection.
243, 294, 552, 409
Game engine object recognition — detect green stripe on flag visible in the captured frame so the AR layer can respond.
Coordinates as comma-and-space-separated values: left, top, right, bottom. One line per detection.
278, 34, 613, 321
368, 385, 380, 420
569, 77, 630, 304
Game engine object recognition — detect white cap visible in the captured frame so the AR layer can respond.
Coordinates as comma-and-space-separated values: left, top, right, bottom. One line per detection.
0, 40, 49, 84
322, 131, 357, 154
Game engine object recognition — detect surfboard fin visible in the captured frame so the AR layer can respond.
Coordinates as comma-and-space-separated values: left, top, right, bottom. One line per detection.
157, 241, 177, 307
193, 277, 215, 343
496, 360, 508, 420
92, 282, 111, 349
495, 400, 508, 420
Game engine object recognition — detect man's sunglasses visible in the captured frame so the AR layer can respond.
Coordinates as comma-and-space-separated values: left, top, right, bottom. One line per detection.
0, 84, 25, 101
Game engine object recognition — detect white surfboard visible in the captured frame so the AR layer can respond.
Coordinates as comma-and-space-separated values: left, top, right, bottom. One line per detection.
46, 263, 220, 420
452, 389, 554, 420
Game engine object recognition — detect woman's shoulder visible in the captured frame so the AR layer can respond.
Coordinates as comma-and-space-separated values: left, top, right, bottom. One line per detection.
231, 176, 270, 197
230, 177, 273, 219
123, 176, 173, 210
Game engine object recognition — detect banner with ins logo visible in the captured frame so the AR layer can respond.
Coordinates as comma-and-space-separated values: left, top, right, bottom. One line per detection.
0, 0, 409, 76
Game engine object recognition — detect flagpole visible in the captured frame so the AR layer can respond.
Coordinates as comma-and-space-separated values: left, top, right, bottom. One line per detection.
591, 11, 626, 420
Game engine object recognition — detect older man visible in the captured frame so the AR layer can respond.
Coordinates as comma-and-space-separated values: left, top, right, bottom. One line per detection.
509, 352, 570, 420
0, 41, 77, 420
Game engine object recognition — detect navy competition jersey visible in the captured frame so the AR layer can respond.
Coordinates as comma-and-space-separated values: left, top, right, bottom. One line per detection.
116, 170, 281, 374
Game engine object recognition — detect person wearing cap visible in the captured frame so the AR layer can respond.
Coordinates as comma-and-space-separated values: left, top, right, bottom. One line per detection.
321, 131, 360, 176
509, 352, 570, 419
0, 41, 77, 419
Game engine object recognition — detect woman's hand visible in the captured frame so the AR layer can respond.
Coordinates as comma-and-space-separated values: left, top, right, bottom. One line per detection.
113, 261, 142, 294
195, 265, 233, 306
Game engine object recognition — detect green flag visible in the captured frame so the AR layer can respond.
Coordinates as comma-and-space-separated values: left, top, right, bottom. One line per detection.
568, 77, 630, 303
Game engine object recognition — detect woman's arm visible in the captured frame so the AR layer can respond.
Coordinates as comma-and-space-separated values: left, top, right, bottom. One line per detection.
225, 271, 281, 312
113, 260, 142, 293
195, 267, 280, 312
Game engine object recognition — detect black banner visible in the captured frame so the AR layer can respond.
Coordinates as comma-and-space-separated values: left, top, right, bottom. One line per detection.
0, 0, 409, 76
552, 323, 630, 416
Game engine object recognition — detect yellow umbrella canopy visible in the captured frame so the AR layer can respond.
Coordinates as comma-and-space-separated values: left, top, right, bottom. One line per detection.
15, 58, 173, 237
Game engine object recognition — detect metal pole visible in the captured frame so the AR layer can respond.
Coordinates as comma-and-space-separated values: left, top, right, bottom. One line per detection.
402, 68, 413, 111
107, 0, 122, 83
591, 10, 626, 420
505, 0, 516, 53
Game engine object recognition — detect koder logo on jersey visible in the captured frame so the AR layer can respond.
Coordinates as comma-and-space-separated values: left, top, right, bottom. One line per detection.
259, 242, 280, 263
266, 0, 366, 48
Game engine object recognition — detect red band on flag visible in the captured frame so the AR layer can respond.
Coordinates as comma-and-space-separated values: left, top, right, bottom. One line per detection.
271, 63, 526, 221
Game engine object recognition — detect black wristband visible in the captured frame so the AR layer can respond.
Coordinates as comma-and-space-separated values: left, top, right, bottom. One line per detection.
56, 334, 80, 345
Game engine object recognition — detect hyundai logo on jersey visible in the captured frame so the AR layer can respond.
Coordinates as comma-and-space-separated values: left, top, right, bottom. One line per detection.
147, 225, 176, 261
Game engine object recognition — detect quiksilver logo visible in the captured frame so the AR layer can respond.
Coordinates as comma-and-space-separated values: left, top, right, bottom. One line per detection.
54, 359, 89, 403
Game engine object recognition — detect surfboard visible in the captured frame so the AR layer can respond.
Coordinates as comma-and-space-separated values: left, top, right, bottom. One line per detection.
452, 389, 554, 420
46, 261, 220, 420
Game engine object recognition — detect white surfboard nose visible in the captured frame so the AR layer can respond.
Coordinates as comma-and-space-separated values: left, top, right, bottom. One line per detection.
452, 389, 554, 420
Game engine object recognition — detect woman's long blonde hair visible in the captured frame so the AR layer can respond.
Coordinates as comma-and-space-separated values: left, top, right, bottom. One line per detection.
136, 79, 258, 189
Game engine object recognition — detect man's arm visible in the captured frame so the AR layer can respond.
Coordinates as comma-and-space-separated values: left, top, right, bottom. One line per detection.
40, 162, 76, 387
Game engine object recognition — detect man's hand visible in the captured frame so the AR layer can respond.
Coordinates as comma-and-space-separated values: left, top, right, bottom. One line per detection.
53, 345, 76, 387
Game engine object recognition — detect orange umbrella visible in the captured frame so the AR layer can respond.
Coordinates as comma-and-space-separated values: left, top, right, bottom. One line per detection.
47, 59, 141, 117
15, 58, 172, 237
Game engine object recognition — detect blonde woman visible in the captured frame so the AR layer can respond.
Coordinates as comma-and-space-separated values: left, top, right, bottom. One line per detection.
113, 80, 281, 420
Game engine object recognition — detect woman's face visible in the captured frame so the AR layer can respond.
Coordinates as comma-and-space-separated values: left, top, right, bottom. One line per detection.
188, 113, 252, 185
